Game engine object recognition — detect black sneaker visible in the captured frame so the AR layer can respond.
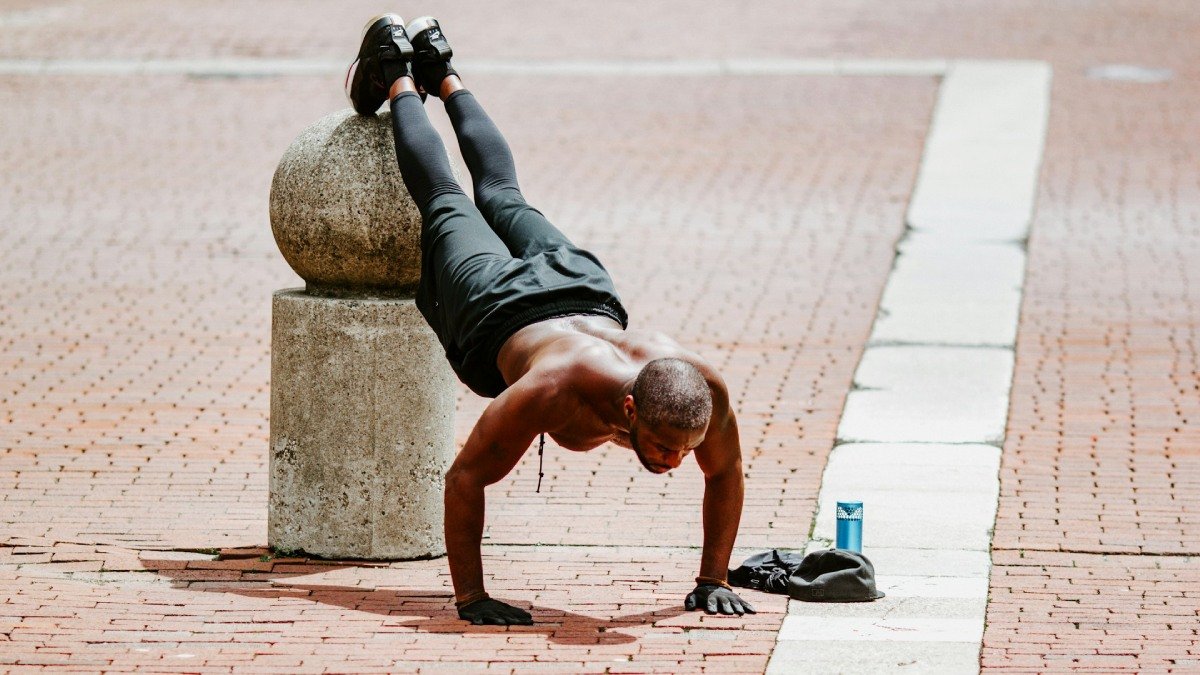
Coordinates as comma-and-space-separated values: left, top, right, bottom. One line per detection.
405, 16, 458, 97
345, 13, 420, 116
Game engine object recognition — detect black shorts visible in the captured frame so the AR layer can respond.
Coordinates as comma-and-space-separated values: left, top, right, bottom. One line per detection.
415, 189, 628, 398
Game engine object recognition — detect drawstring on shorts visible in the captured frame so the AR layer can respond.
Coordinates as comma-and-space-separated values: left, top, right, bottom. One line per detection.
536, 433, 545, 493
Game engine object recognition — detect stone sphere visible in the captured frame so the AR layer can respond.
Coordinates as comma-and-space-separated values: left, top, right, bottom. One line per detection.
270, 108, 425, 295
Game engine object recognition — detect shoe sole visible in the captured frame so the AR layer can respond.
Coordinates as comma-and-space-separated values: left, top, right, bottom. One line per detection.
405, 15, 439, 38
405, 15, 452, 60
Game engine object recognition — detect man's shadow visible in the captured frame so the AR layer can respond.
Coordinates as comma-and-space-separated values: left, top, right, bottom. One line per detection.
140, 548, 690, 645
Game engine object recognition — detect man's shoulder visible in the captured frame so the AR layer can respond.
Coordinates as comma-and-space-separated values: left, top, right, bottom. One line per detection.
537, 337, 628, 388
619, 332, 722, 381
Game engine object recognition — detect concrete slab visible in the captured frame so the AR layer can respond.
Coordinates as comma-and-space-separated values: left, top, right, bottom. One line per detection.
819, 443, 1002, 489
896, 233, 1026, 283
931, 61, 1052, 143
837, 390, 1007, 444
836, 347, 1014, 444
814, 501, 996, 550
811, 443, 1001, 549
906, 60, 1051, 241
767, 640, 981, 674
778, 615, 983, 642
909, 145, 1042, 237
851, 346, 1014, 395
838, 547, 993, 578
872, 237, 1026, 346
879, 575, 989, 599
787, 596, 985, 620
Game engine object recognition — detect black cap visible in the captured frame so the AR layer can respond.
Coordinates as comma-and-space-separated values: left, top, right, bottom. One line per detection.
787, 549, 886, 602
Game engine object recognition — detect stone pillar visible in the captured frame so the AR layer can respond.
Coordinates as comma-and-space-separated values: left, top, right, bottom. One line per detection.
267, 109, 455, 560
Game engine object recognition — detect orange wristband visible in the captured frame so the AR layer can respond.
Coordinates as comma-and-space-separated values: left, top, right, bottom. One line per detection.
695, 575, 733, 590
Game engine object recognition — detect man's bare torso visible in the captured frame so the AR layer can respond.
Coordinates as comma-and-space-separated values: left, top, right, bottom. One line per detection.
495, 314, 709, 451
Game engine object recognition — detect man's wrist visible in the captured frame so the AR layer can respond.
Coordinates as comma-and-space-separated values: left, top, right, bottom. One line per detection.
454, 590, 490, 608
695, 575, 732, 590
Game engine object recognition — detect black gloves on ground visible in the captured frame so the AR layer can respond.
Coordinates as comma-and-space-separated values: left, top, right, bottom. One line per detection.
457, 597, 533, 625
684, 583, 757, 615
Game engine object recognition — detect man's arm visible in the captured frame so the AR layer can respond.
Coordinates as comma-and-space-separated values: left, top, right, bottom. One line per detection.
695, 401, 743, 580
689, 373, 755, 615
443, 376, 555, 623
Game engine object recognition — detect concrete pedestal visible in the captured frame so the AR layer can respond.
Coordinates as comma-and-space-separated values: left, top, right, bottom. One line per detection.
268, 289, 455, 560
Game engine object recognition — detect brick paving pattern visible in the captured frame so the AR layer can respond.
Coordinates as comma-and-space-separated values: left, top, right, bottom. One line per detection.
5, 1, 1200, 672
0, 25, 934, 670
983, 48, 1200, 673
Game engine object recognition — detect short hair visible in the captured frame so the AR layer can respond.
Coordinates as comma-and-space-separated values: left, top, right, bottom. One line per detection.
631, 358, 713, 430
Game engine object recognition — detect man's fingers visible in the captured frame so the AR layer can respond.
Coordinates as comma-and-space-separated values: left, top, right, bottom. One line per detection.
482, 612, 508, 625
503, 608, 534, 625
687, 587, 758, 616
460, 599, 535, 626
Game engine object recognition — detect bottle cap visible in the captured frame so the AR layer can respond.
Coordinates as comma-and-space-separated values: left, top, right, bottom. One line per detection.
836, 501, 863, 520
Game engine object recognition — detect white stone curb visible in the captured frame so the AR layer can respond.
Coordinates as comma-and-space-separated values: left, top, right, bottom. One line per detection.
768, 61, 1051, 675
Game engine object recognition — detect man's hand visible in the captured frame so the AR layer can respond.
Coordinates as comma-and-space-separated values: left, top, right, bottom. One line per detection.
685, 584, 757, 616
457, 597, 534, 625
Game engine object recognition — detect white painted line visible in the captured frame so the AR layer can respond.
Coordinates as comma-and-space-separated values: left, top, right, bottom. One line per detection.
815, 496, 998, 551
768, 640, 981, 674
837, 547, 993, 579
836, 347, 1014, 444
779, 616, 984, 643
0, 6, 71, 28
771, 59, 1050, 674
879, 576, 989, 599
871, 235, 1027, 347
0, 57, 344, 77
906, 61, 1052, 241
0, 57, 949, 78
811, 443, 1001, 550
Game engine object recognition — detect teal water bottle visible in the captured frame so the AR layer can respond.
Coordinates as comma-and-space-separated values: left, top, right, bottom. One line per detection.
836, 501, 863, 553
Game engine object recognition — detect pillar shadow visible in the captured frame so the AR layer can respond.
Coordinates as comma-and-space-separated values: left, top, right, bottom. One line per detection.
139, 548, 691, 646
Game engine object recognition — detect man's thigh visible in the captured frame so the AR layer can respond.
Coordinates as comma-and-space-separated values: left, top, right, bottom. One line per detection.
480, 189, 575, 259
416, 192, 513, 348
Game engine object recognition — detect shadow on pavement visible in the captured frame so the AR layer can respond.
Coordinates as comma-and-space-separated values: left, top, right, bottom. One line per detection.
139, 548, 690, 646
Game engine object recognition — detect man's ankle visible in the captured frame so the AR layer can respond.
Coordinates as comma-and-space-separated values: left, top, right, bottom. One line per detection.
390, 76, 419, 100
439, 74, 465, 100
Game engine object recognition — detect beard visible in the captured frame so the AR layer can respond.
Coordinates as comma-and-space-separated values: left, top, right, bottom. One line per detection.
629, 425, 669, 474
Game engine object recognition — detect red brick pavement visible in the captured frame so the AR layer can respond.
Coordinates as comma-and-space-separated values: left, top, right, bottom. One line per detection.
0, 52, 933, 672
7, 1, 1199, 671
0, 544, 789, 673
983, 56, 1200, 672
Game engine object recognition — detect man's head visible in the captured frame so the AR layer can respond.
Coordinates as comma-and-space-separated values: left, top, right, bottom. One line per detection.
623, 358, 713, 473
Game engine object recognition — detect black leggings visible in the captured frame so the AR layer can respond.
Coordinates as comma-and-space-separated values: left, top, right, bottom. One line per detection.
391, 89, 520, 213
388, 90, 627, 397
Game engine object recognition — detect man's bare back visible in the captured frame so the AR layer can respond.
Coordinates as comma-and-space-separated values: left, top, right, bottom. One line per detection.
497, 314, 708, 453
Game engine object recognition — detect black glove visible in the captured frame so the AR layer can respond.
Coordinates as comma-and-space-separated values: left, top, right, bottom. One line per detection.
685, 584, 757, 615
457, 596, 533, 625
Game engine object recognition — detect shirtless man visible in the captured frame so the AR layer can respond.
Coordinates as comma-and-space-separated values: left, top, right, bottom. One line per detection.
347, 14, 756, 625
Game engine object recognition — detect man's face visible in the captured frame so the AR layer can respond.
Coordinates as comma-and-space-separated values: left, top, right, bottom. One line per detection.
629, 418, 707, 474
